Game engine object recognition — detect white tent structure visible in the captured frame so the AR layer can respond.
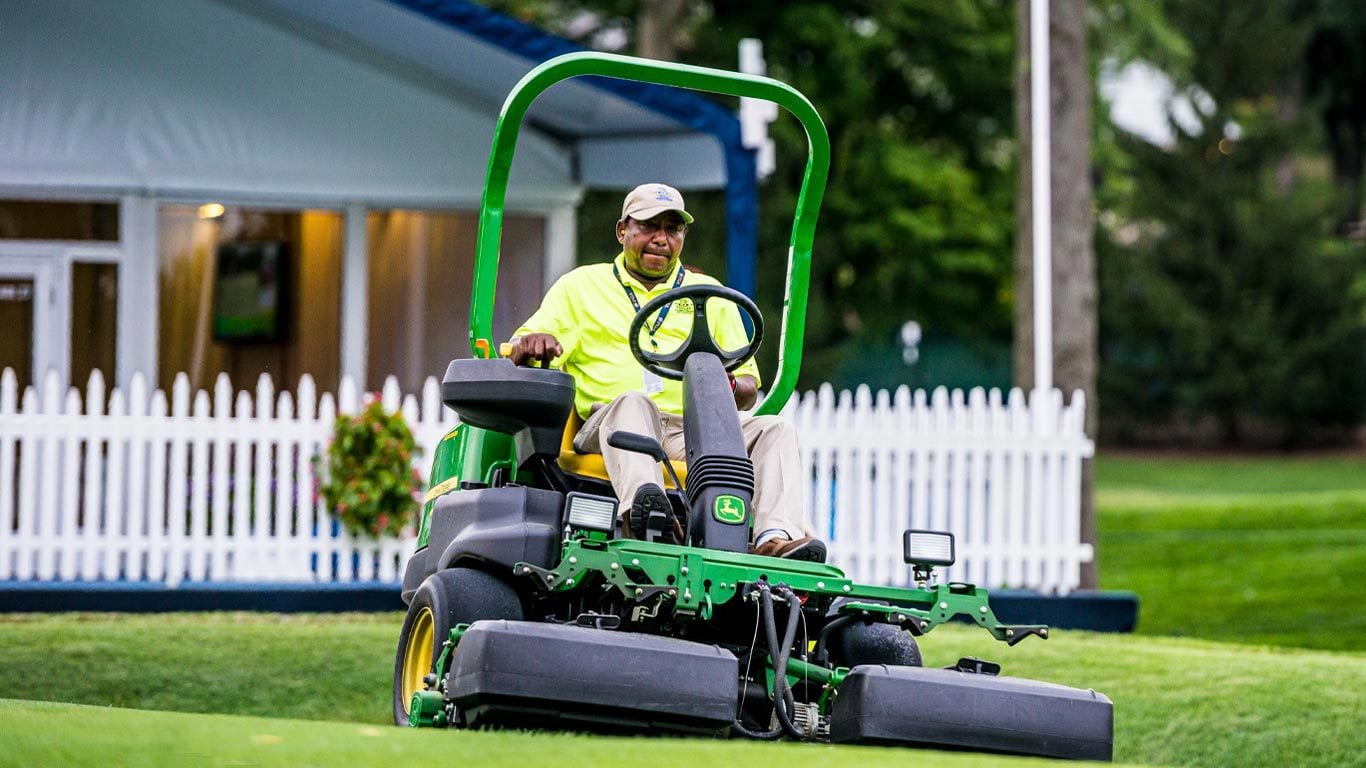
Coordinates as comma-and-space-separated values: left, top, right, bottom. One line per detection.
0, 0, 740, 393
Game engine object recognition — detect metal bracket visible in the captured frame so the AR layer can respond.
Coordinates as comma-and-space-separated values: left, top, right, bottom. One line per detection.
952, 656, 1002, 675
574, 612, 622, 630
999, 624, 1049, 646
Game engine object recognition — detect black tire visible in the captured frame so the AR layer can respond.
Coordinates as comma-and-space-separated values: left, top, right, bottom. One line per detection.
392, 567, 525, 726
829, 622, 923, 668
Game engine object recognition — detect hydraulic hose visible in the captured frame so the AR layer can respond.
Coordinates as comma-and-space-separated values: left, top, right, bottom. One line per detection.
770, 585, 805, 740
731, 583, 806, 741
731, 584, 784, 740
813, 613, 859, 665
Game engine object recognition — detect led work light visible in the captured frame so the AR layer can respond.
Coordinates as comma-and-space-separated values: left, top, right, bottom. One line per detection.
565, 493, 617, 535
903, 529, 955, 568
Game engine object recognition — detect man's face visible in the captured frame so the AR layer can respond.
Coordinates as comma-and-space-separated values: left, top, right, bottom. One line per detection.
617, 212, 688, 280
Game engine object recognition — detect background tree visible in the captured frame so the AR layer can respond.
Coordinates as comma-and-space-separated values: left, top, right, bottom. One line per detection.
1014, 0, 1097, 587
487, 0, 1366, 448
490, 1, 1018, 388
1096, 0, 1366, 445
1304, 0, 1366, 233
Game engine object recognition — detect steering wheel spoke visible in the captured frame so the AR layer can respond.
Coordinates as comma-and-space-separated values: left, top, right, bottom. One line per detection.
628, 284, 764, 380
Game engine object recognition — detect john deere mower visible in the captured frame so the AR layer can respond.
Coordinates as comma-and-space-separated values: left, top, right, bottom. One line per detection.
394, 52, 1112, 761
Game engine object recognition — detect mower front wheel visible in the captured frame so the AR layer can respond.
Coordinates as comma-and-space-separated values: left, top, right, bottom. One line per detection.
393, 567, 524, 726
829, 622, 923, 668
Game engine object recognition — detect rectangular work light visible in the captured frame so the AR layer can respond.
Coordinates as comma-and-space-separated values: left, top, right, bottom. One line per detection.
903, 529, 955, 568
565, 492, 617, 535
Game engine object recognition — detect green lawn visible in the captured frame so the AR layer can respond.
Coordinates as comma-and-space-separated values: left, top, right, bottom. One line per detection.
1095, 454, 1366, 652
2, 454, 1362, 767
1, 613, 1363, 768
0, 698, 1108, 768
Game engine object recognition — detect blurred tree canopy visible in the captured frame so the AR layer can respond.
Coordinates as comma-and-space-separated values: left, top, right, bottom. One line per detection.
491, 0, 1017, 390
1096, 0, 1366, 445
485, 0, 1366, 444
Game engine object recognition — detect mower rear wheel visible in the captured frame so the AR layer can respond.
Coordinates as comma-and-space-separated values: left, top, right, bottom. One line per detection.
393, 567, 525, 726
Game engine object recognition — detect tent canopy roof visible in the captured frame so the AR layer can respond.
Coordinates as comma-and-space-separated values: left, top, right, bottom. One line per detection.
248, 0, 739, 189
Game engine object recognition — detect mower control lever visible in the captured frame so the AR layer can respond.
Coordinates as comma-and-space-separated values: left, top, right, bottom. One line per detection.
607, 431, 686, 492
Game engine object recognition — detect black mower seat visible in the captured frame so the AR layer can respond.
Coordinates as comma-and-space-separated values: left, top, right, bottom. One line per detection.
558, 411, 687, 489
441, 358, 574, 462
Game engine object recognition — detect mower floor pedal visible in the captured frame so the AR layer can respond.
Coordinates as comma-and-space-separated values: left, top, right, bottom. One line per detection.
829, 664, 1113, 761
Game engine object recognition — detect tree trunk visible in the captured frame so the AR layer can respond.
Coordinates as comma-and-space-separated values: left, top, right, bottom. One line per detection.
635, 0, 688, 61
1014, 0, 1098, 589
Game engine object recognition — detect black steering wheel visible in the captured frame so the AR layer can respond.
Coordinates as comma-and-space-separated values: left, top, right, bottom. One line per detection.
628, 284, 764, 380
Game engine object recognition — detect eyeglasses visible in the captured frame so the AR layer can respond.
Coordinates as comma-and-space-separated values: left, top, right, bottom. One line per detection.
627, 217, 687, 236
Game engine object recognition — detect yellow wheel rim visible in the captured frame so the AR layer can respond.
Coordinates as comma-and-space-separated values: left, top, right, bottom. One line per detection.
400, 606, 435, 714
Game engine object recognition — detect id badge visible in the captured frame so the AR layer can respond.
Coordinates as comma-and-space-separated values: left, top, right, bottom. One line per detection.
642, 369, 665, 395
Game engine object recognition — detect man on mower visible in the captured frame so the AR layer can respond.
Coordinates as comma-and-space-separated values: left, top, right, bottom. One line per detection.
507, 183, 825, 562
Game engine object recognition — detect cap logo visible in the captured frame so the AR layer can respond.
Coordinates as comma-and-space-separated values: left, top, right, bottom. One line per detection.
654, 187, 674, 202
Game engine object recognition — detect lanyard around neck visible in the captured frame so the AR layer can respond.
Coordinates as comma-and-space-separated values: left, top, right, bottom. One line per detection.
613, 261, 686, 348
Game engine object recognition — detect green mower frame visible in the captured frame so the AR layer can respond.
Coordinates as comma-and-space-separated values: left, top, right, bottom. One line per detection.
394, 51, 1112, 761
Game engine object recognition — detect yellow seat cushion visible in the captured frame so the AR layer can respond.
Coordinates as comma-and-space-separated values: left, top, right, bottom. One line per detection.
558, 413, 687, 489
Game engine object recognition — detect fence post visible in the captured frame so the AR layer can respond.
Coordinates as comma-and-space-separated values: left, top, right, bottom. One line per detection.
317, 389, 339, 582
187, 388, 212, 582
76, 371, 105, 580
56, 383, 83, 581
230, 389, 253, 579
0, 369, 17, 580
297, 375, 320, 583
274, 387, 299, 581
252, 375, 274, 581
209, 375, 233, 580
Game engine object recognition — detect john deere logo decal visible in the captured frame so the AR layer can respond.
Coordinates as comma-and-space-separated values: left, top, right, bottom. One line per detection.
714, 495, 746, 524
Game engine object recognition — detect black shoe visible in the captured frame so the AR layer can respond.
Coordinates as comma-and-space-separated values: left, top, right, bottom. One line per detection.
628, 484, 682, 544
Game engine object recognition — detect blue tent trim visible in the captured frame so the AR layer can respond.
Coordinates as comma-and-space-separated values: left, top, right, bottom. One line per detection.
383, 0, 759, 297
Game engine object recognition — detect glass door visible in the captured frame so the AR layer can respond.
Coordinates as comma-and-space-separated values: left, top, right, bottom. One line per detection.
0, 277, 35, 385
0, 258, 55, 388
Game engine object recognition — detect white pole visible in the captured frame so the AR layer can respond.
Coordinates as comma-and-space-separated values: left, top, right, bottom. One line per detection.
341, 204, 368, 392
1030, 0, 1053, 392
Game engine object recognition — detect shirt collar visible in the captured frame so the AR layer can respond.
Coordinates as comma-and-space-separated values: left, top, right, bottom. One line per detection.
612, 251, 681, 294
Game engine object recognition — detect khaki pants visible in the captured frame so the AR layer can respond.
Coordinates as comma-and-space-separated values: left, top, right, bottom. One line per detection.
572, 391, 811, 542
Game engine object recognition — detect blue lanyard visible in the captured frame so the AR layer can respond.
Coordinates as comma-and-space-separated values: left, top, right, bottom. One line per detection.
613, 262, 686, 348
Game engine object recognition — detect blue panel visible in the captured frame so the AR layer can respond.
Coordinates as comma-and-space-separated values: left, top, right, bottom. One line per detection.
383, 0, 760, 298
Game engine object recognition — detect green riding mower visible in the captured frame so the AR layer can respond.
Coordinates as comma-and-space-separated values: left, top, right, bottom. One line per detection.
393, 52, 1112, 761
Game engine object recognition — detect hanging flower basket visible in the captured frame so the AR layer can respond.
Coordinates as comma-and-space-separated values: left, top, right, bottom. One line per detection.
315, 399, 424, 539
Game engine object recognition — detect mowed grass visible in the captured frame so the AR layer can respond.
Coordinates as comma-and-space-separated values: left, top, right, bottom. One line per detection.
3, 454, 1362, 766
0, 698, 1119, 768
2, 613, 1364, 768
1095, 454, 1366, 652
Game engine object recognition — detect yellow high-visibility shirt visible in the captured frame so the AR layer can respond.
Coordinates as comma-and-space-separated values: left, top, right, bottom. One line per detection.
512, 252, 762, 419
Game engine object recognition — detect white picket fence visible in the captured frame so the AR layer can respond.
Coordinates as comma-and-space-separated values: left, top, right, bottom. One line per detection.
0, 368, 456, 586
792, 384, 1093, 594
0, 369, 1093, 593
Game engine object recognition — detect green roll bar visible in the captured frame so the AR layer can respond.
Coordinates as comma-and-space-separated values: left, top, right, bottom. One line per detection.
469, 51, 829, 416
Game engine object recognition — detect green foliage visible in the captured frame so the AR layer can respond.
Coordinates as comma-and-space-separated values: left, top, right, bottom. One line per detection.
1096, 0, 1366, 444
517, 0, 1019, 389
690, 2, 1018, 389
1304, 0, 1366, 230
315, 401, 423, 539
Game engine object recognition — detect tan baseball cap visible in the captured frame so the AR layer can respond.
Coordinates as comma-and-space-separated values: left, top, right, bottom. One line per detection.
621, 183, 694, 224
